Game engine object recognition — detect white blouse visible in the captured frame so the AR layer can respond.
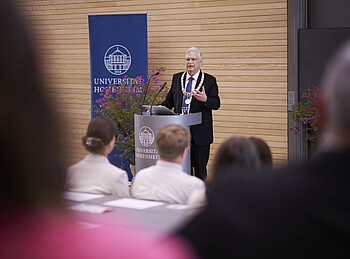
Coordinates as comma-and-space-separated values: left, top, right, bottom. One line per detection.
66, 153, 130, 197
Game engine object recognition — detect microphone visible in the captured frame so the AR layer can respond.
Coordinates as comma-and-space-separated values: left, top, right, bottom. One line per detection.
150, 82, 167, 116
140, 71, 160, 115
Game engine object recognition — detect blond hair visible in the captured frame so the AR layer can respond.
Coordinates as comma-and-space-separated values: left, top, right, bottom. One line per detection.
156, 124, 191, 160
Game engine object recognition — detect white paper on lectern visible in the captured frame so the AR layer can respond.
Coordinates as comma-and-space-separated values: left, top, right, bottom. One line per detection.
62, 191, 104, 202
103, 198, 164, 210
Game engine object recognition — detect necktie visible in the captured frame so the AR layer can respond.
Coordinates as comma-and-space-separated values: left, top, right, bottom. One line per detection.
182, 77, 194, 108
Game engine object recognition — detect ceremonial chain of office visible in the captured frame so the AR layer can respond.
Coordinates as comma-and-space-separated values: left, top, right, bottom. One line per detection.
181, 71, 205, 102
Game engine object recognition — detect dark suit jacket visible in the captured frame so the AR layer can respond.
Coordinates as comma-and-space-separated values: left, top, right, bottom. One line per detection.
179, 151, 350, 258
161, 71, 220, 146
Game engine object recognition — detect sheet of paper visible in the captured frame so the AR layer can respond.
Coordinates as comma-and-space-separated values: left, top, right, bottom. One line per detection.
62, 191, 104, 202
103, 198, 164, 210
166, 204, 187, 210
69, 203, 112, 214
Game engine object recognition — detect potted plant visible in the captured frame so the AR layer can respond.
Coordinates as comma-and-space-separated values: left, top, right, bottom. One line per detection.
290, 86, 322, 143
93, 67, 167, 171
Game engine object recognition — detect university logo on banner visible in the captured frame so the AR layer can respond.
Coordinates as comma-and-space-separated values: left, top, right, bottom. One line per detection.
104, 45, 131, 75
88, 13, 148, 180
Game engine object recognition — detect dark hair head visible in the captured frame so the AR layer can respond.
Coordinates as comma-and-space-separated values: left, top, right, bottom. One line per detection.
156, 124, 191, 160
208, 136, 260, 186
82, 117, 116, 153
0, 1, 65, 209
249, 137, 273, 169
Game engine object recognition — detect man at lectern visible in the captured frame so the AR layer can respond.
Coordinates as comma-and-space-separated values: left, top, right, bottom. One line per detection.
161, 47, 220, 180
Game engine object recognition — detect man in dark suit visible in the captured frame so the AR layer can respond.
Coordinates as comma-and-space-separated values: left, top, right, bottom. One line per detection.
161, 47, 220, 180
178, 42, 350, 258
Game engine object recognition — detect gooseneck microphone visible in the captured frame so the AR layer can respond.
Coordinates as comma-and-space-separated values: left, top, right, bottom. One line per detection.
139, 71, 160, 115
150, 82, 167, 116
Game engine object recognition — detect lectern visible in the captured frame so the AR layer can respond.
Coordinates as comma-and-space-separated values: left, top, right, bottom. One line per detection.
134, 113, 202, 174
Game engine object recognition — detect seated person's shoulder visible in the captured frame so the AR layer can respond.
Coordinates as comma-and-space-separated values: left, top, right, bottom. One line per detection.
187, 187, 207, 215
133, 166, 152, 178
181, 173, 204, 186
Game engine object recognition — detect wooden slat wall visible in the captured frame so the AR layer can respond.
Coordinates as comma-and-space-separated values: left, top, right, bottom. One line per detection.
15, 0, 287, 173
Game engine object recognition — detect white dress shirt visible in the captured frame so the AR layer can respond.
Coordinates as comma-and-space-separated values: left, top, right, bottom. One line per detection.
185, 70, 200, 110
186, 188, 207, 215
131, 160, 205, 204
66, 153, 130, 197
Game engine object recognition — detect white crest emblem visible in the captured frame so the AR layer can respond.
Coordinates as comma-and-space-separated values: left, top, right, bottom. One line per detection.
104, 45, 131, 75
139, 126, 155, 147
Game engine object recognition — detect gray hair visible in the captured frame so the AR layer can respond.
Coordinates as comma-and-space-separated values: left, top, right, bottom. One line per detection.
321, 40, 350, 132
186, 47, 202, 60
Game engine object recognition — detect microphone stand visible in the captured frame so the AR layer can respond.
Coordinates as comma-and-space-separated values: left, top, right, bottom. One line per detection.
139, 71, 160, 115
150, 82, 167, 116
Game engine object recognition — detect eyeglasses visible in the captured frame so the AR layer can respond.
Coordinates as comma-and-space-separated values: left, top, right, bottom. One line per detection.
185, 58, 199, 62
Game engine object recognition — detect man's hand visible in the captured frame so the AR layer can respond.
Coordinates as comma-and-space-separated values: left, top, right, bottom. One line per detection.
192, 87, 207, 103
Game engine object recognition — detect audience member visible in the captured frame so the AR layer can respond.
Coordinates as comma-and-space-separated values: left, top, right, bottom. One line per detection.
207, 136, 261, 188
178, 41, 350, 258
0, 2, 197, 258
132, 124, 205, 204
66, 116, 129, 197
187, 136, 260, 215
249, 137, 273, 169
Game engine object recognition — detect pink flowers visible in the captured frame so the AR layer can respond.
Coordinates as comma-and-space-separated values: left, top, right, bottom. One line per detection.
92, 67, 167, 166
290, 86, 321, 142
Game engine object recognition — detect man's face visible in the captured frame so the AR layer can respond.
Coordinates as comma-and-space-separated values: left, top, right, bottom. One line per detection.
185, 51, 202, 76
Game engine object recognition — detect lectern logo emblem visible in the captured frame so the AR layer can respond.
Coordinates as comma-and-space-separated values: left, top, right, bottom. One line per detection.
139, 126, 155, 147
104, 44, 131, 75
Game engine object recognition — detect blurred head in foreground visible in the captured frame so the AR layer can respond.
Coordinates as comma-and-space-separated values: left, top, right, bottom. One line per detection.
0, 1, 65, 209
321, 39, 350, 150
249, 137, 272, 169
207, 136, 260, 188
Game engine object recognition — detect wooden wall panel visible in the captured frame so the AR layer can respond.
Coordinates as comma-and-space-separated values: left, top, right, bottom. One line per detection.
16, 0, 288, 173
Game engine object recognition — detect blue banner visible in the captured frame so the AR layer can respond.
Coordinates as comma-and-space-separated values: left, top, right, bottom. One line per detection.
88, 13, 148, 180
